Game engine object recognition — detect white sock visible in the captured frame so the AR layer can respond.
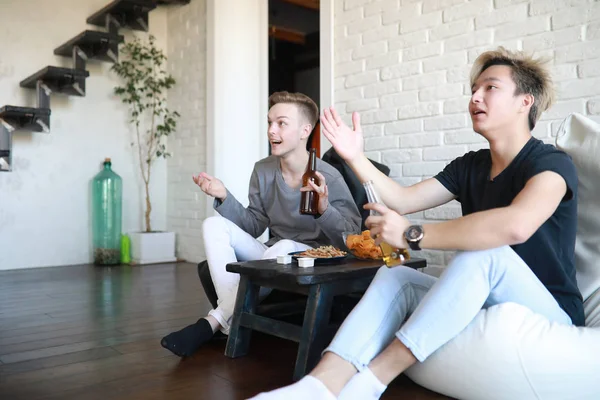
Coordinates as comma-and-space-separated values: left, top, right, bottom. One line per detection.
338, 368, 387, 400
248, 375, 336, 400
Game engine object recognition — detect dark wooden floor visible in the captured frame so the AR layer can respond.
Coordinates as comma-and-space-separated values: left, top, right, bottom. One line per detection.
0, 262, 450, 400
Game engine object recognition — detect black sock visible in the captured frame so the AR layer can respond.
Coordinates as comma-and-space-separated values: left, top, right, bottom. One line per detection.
160, 318, 215, 357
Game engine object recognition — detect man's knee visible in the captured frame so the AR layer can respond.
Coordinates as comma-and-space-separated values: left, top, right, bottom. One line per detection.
372, 265, 416, 288
270, 239, 297, 249
449, 245, 513, 272
202, 216, 232, 247
262, 239, 298, 258
364, 265, 424, 302
202, 215, 227, 235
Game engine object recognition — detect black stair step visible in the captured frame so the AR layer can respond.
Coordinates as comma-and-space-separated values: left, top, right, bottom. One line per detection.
20, 66, 90, 97
87, 0, 156, 32
0, 106, 51, 133
156, 0, 191, 4
54, 30, 124, 63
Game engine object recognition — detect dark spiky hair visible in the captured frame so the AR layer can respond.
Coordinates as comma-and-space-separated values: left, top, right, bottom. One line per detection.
470, 47, 556, 130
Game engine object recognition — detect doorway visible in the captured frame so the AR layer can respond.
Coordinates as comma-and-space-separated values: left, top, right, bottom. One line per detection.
268, 0, 321, 153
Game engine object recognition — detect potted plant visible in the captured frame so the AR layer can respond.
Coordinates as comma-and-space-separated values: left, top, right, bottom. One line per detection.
112, 34, 180, 264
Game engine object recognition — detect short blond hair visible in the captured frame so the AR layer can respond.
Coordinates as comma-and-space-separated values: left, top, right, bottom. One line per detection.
470, 47, 556, 130
268, 91, 319, 128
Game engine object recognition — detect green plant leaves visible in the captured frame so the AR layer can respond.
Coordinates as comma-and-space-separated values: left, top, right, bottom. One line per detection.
111, 34, 180, 163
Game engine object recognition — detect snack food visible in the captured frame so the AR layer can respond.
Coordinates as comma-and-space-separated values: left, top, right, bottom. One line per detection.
297, 246, 347, 258
345, 230, 383, 260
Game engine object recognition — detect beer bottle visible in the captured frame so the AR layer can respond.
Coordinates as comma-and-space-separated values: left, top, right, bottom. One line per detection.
300, 148, 320, 215
363, 180, 410, 267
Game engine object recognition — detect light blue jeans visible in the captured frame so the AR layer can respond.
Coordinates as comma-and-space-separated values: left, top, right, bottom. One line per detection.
325, 245, 572, 368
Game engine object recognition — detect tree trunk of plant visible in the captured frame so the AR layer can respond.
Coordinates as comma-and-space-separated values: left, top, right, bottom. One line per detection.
144, 180, 152, 232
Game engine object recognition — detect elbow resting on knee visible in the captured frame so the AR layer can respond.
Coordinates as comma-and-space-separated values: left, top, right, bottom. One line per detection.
508, 223, 532, 245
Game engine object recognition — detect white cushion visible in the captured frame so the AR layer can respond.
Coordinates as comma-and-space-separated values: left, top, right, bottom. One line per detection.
405, 113, 600, 400
585, 290, 600, 328
405, 303, 600, 400
556, 113, 600, 304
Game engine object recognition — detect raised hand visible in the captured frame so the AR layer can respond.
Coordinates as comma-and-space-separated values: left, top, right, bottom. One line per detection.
320, 106, 364, 164
300, 171, 329, 214
192, 172, 227, 200
364, 203, 410, 249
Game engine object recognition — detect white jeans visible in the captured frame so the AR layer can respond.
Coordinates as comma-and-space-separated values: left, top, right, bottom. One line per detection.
202, 216, 312, 334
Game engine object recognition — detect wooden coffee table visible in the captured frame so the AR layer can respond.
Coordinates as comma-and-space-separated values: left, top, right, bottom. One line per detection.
225, 257, 426, 380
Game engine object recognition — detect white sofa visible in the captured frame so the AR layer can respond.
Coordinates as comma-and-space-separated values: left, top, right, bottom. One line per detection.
405, 113, 600, 400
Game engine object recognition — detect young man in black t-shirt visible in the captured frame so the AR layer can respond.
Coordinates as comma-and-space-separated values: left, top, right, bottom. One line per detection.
251, 48, 584, 400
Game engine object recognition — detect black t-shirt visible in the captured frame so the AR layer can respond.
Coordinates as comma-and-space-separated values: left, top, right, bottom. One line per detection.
434, 137, 585, 326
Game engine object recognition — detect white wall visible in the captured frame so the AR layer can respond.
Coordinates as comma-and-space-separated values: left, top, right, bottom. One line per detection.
166, 0, 207, 263
0, 0, 169, 270
206, 0, 269, 212
164, 0, 269, 263
205, 0, 270, 250
334, 0, 600, 268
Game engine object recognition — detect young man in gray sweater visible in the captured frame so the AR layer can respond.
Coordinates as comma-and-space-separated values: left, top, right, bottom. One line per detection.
161, 91, 361, 357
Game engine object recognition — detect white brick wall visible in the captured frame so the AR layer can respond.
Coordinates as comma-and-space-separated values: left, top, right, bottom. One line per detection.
335, 0, 600, 267
167, 0, 207, 262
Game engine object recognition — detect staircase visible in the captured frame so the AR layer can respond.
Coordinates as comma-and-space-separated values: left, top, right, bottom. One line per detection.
0, 0, 190, 172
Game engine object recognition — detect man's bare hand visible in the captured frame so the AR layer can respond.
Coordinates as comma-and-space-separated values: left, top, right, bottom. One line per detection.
320, 107, 364, 164
192, 172, 227, 200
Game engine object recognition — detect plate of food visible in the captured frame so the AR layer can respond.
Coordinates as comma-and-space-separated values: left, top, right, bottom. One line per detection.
289, 245, 348, 265
343, 230, 384, 260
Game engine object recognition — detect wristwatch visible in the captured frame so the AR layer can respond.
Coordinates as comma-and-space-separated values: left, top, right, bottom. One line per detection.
404, 225, 424, 251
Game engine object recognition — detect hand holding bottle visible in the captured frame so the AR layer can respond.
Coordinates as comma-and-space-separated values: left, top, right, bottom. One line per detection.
300, 148, 321, 215
363, 202, 410, 249
300, 171, 329, 214
320, 107, 364, 164
363, 180, 410, 267
192, 172, 227, 200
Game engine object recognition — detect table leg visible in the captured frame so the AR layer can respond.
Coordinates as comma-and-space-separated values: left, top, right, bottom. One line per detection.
225, 275, 259, 358
293, 283, 334, 381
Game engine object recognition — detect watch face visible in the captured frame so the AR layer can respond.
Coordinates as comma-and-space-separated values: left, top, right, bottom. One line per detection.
407, 226, 422, 240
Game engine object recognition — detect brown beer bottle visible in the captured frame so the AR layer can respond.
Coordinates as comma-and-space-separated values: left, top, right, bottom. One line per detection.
300, 148, 320, 215
363, 180, 410, 267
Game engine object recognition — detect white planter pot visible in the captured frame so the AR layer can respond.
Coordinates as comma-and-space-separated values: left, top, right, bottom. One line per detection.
130, 231, 177, 265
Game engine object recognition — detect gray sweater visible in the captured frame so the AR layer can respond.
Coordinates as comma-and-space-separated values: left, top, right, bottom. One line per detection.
214, 155, 361, 249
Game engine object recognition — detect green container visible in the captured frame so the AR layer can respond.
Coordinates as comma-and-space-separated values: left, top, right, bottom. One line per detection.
120, 234, 131, 264
92, 158, 123, 265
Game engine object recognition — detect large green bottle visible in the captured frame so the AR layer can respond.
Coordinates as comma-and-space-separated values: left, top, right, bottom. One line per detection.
92, 158, 123, 265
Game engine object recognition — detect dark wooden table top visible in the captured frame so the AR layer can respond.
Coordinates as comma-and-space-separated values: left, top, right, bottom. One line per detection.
226, 257, 427, 285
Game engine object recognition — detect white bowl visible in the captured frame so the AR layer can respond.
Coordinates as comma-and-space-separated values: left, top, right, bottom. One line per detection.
277, 255, 292, 264
297, 257, 315, 268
